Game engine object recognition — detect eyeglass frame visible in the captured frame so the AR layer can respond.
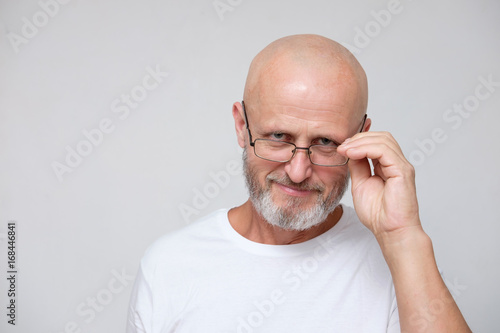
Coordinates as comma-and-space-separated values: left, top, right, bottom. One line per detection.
241, 100, 367, 167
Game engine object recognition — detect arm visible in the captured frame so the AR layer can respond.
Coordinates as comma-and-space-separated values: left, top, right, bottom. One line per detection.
337, 131, 471, 332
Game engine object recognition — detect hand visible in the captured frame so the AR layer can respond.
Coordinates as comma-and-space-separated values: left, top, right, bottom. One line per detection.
337, 131, 421, 238
338, 132, 472, 332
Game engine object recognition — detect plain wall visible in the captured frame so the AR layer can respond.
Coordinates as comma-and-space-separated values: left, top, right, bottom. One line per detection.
1, 0, 499, 332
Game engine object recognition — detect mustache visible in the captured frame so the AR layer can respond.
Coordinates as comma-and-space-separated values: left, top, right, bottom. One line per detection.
266, 173, 325, 192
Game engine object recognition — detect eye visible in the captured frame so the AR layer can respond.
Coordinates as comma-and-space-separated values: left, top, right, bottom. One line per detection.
270, 132, 285, 140
317, 138, 335, 146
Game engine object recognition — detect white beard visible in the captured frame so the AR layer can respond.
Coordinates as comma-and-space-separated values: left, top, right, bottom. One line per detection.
243, 149, 348, 231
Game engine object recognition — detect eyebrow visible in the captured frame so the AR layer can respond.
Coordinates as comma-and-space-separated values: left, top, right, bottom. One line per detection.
242, 101, 361, 147
257, 126, 344, 146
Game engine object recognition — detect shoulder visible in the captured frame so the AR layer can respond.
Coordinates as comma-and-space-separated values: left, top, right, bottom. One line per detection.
140, 209, 229, 271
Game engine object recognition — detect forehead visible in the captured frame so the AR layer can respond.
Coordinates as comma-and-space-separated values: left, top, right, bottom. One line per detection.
253, 67, 362, 126
248, 101, 355, 141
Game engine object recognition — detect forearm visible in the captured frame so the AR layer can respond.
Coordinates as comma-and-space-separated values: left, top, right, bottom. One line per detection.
377, 226, 471, 333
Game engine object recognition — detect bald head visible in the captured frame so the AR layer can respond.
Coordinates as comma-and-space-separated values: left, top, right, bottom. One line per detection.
243, 34, 368, 119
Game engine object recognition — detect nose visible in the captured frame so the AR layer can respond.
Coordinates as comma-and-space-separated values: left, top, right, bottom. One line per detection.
284, 147, 313, 183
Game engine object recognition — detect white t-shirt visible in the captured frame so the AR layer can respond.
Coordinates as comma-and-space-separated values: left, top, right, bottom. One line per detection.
126, 205, 400, 333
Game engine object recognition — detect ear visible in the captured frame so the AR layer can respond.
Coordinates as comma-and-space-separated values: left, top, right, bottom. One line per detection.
362, 117, 372, 132
232, 101, 247, 148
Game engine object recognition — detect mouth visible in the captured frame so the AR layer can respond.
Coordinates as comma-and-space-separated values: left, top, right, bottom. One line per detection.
273, 181, 317, 198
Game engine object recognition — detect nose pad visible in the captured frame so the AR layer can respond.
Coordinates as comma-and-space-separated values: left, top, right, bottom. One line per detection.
285, 147, 313, 183
293, 147, 312, 163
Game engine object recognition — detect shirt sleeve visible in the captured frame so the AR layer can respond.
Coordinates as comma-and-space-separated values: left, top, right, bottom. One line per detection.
387, 287, 401, 333
387, 303, 400, 333
126, 262, 153, 333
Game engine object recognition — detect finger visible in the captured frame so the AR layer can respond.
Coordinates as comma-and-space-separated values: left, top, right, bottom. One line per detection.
339, 132, 402, 156
347, 157, 372, 192
341, 142, 409, 179
372, 159, 388, 181
344, 131, 398, 142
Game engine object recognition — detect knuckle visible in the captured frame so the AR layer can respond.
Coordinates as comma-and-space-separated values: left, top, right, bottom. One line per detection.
405, 162, 416, 177
381, 131, 394, 140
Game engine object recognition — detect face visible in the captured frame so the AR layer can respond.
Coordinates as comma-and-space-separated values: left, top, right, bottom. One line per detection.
236, 60, 367, 231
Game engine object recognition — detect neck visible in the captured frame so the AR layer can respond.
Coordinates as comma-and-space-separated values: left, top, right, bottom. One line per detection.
228, 200, 343, 245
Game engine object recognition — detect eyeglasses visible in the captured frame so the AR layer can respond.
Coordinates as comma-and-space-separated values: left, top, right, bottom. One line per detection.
242, 101, 367, 167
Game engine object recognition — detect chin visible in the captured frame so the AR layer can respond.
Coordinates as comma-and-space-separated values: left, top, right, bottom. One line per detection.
253, 189, 337, 231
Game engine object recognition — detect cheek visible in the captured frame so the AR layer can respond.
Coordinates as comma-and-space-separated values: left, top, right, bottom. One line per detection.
316, 167, 349, 188
248, 155, 283, 181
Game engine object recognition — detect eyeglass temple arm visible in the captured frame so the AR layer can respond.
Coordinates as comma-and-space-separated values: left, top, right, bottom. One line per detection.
360, 114, 367, 132
241, 101, 254, 145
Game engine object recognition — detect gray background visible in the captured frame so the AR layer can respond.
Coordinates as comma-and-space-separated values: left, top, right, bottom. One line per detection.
1, 0, 499, 332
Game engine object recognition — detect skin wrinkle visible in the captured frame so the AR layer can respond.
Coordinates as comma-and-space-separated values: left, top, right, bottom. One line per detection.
226, 34, 472, 333
251, 112, 352, 147
242, 148, 349, 232
230, 34, 370, 244
251, 119, 336, 147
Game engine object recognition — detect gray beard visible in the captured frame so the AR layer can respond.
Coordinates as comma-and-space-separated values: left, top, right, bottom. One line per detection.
243, 149, 349, 231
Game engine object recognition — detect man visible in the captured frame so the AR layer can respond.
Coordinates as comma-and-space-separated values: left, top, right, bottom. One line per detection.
127, 34, 471, 332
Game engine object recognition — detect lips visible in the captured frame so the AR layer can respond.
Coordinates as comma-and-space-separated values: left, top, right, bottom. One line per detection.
274, 182, 316, 197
